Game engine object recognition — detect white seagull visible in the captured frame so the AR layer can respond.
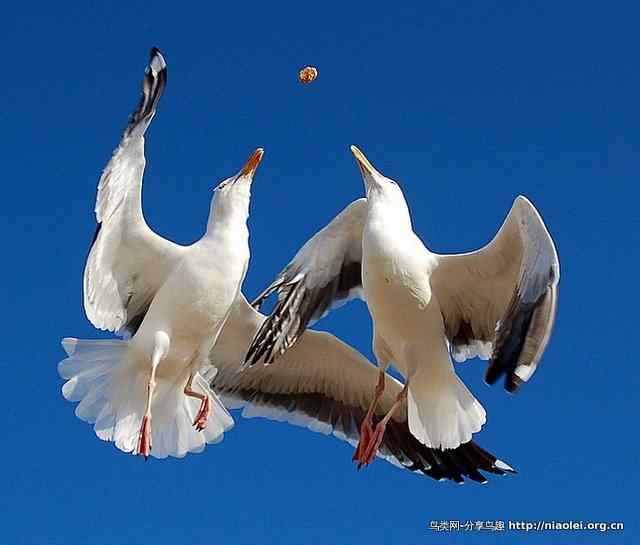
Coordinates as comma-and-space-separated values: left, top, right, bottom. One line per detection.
59, 48, 263, 458
245, 146, 560, 467
57, 50, 516, 482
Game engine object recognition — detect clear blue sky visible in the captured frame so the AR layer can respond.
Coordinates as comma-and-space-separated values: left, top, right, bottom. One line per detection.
1, 1, 637, 544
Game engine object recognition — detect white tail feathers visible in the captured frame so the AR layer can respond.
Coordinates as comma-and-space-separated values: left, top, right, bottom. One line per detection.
59, 338, 233, 459
407, 365, 486, 450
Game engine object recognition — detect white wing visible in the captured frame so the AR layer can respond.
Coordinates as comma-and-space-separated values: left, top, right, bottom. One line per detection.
245, 199, 367, 365
83, 48, 186, 335
432, 196, 560, 392
209, 296, 515, 483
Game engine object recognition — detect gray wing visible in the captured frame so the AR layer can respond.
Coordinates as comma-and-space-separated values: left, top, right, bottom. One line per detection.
245, 199, 367, 366
83, 48, 186, 335
432, 196, 560, 392
208, 296, 516, 484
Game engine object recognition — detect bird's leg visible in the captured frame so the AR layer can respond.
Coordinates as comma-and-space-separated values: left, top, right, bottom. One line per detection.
184, 373, 210, 432
137, 331, 170, 459
137, 389, 154, 459
361, 380, 410, 467
353, 368, 386, 466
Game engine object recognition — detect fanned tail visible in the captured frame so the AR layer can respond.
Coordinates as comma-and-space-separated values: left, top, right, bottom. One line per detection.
58, 338, 233, 458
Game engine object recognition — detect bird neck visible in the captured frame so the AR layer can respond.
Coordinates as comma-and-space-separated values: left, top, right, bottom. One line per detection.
204, 190, 250, 238
366, 188, 413, 232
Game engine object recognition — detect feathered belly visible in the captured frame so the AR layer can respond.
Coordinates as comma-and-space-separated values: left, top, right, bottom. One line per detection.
363, 258, 439, 341
135, 293, 234, 381
168, 283, 238, 339
137, 257, 245, 364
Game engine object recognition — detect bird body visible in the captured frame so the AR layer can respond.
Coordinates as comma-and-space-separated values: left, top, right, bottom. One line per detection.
362, 213, 436, 354
59, 48, 263, 458
129, 222, 249, 382
359, 166, 486, 449
143, 216, 249, 343
246, 145, 559, 461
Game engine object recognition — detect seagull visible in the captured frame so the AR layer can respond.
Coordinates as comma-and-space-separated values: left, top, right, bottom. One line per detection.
245, 145, 560, 467
57, 50, 517, 481
205, 295, 516, 483
58, 48, 264, 458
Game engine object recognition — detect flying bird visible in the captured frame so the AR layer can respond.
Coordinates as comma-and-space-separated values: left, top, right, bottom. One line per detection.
245, 146, 560, 467
58, 48, 517, 482
59, 48, 263, 458
206, 295, 515, 483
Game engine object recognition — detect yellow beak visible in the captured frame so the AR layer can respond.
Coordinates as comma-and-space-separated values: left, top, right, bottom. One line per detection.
240, 148, 265, 177
350, 145, 378, 177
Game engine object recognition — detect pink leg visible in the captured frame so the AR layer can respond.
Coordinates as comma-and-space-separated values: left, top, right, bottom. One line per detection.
137, 376, 157, 459
184, 374, 210, 432
353, 369, 386, 467
136, 332, 169, 459
361, 380, 410, 467
137, 415, 152, 459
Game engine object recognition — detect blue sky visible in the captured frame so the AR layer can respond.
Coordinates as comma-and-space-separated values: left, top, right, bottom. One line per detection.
0, 1, 637, 543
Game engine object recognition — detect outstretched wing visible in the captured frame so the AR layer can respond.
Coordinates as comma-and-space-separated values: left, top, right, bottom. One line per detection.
432, 196, 560, 392
208, 296, 515, 484
84, 48, 186, 336
245, 199, 367, 366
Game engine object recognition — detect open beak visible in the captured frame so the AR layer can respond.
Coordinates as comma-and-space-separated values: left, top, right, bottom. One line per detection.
239, 148, 264, 178
350, 145, 379, 177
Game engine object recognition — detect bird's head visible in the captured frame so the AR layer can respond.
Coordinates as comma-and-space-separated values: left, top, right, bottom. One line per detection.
350, 145, 407, 206
209, 148, 264, 226
212, 148, 264, 209
214, 148, 264, 195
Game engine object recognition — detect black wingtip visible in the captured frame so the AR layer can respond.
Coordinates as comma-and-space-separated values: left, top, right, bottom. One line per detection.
484, 362, 520, 393
123, 48, 167, 137
484, 363, 503, 386
148, 47, 166, 73
505, 373, 523, 393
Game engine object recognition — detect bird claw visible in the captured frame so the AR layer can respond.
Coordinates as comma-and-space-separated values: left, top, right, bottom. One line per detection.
137, 415, 152, 459
352, 416, 375, 466
361, 422, 386, 466
193, 396, 210, 431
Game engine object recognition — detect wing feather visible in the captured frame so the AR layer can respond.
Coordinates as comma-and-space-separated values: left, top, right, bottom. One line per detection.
209, 296, 516, 483
245, 199, 367, 365
83, 48, 185, 335
433, 196, 560, 392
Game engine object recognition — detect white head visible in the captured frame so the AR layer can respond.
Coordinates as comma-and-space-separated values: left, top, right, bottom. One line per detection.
350, 145, 411, 223
207, 148, 264, 231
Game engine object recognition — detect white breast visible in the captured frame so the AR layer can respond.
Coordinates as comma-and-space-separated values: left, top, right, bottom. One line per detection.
362, 219, 438, 341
